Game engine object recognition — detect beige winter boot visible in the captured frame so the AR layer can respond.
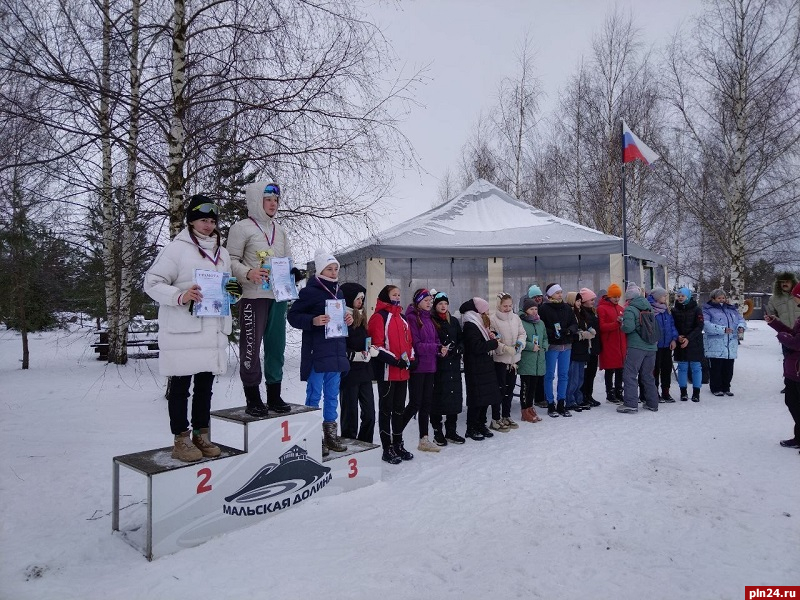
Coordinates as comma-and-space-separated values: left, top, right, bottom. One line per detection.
172, 431, 203, 462
192, 428, 221, 458
322, 421, 347, 453
417, 436, 441, 452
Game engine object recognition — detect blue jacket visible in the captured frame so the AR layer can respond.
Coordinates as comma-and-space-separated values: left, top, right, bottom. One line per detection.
648, 295, 679, 349
702, 301, 746, 360
287, 277, 351, 380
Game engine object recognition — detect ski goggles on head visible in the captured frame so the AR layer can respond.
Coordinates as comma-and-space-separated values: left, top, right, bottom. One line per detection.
192, 203, 218, 214
263, 183, 281, 197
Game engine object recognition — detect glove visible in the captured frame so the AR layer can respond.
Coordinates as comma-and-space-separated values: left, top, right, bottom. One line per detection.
291, 267, 308, 282
368, 345, 380, 358
502, 344, 516, 356
409, 359, 419, 371
225, 279, 243, 301
395, 357, 410, 368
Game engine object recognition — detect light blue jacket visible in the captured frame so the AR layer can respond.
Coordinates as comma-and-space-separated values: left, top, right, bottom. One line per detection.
702, 301, 746, 359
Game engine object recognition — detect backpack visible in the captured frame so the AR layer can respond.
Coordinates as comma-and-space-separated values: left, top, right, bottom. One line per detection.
636, 309, 661, 345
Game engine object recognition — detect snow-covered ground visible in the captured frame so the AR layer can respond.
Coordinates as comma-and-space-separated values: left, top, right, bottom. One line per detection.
1, 323, 797, 600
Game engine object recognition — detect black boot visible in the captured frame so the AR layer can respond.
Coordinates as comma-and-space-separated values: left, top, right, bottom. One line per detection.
691, 388, 700, 403
393, 440, 414, 460
614, 388, 624, 402
680, 387, 688, 401
266, 382, 292, 414
548, 403, 559, 417
606, 389, 619, 404
432, 429, 448, 446
557, 399, 572, 417
243, 385, 269, 417
382, 446, 402, 464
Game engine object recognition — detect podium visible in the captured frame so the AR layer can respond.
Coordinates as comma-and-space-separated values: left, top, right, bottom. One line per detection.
112, 404, 381, 560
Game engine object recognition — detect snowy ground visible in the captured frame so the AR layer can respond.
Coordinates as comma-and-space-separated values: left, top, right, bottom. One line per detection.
1, 323, 798, 600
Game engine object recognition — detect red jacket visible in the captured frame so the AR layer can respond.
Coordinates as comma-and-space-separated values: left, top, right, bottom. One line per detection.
368, 299, 415, 381
597, 296, 627, 370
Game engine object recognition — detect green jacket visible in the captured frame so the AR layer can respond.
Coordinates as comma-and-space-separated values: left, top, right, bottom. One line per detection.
622, 296, 658, 352
518, 314, 548, 376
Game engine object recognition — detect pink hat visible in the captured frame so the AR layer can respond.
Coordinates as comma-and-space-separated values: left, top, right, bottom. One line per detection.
473, 297, 490, 313
579, 287, 596, 302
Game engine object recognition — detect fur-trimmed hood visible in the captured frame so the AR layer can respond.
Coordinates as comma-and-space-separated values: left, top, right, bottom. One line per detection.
773, 272, 798, 296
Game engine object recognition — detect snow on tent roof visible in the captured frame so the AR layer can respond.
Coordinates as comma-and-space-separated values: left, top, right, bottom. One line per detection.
338, 179, 659, 261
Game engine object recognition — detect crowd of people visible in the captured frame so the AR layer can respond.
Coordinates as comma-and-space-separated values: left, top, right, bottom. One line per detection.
143, 184, 800, 463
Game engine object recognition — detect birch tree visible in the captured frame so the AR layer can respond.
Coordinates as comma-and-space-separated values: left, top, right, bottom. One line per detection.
663, 0, 800, 305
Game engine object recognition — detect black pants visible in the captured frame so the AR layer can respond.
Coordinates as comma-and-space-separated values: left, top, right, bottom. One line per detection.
168, 372, 214, 435
339, 380, 375, 442
708, 358, 735, 393
403, 372, 434, 438
785, 378, 800, 441
430, 413, 458, 436
377, 380, 407, 449
605, 368, 623, 393
582, 354, 599, 400
493, 363, 517, 419
519, 374, 545, 409
466, 405, 488, 431
653, 347, 673, 390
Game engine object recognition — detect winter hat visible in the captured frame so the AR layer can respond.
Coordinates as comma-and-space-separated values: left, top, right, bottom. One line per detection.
579, 287, 597, 302
607, 283, 622, 298
709, 288, 726, 301
625, 282, 641, 300
313, 249, 339, 274
522, 297, 539, 312
413, 288, 432, 305
473, 297, 490, 314
546, 284, 563, 298
527, 284, 543, 298
496, 291, 513, 307
650, 286, 667, 302
433, 291, 449, 308
186, 194, 218, 224
340, 282, 366, 309
792, 282, 800, 300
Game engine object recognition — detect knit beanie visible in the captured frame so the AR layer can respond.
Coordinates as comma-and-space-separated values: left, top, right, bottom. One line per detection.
527, 284, 543, 298
314, 249, 339, 274
607, 283, 622, 298
433, 291, 449, 309
340, 282, 366, 309
579, 287, 596, 302
522, 297, 538, 312
650, 287, 667, 302
378, 285, 398, 304
625, 282, 641, 300
186, 194, 218, 224
473, 297, 490, 314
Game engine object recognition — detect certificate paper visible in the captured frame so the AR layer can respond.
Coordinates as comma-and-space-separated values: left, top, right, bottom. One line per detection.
270, 256, 299, 302
325, 299, 348, 339
193, 269, 231, 317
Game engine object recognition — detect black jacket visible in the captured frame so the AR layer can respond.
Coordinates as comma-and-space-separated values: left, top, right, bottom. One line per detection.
432, 312, 464, 415
539, 301, 578, 346
461, 321, 501, 407
672, 299, 705, 362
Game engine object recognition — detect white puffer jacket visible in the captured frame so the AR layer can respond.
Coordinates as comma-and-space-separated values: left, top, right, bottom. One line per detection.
490, 309, 526, 365
144, 228, 233, 377
226, 180, 293, 300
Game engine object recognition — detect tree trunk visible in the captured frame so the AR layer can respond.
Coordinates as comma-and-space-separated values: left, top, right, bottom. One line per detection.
167, 0, 187, 238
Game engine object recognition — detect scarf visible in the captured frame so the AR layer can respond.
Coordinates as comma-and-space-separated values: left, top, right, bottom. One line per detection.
650, 299, 668, 315
461, 310, 490, 341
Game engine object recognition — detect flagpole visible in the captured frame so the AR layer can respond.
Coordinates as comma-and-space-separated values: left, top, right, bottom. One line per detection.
621, 119, 628, 289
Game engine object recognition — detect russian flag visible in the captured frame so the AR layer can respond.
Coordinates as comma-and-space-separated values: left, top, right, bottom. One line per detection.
622, 120, 660, 165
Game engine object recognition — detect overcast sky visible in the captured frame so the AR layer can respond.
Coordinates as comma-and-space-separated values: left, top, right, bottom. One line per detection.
363, 0, 703, 229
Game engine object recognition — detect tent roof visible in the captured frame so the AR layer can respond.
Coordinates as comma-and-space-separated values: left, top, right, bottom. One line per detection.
337, 179, 664, 263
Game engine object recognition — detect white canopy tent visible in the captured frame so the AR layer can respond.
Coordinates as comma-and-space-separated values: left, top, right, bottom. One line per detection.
331, 180, 667, 313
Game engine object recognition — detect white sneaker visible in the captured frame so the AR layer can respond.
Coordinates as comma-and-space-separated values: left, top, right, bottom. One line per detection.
490, 419, 510, 432
417, 436, 441, 452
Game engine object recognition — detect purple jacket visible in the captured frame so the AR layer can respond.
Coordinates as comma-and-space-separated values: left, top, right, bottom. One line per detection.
768, 316, 800, 382
405, 304, 439, 373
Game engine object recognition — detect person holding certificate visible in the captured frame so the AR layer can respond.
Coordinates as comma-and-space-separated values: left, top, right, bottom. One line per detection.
226, 180, 305, 417
144, 195, 240, 462
287, 250, 352, 455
